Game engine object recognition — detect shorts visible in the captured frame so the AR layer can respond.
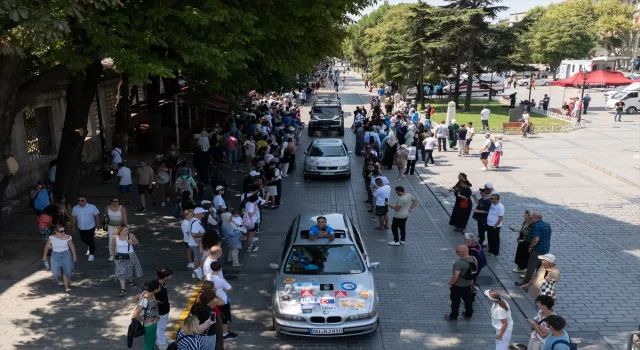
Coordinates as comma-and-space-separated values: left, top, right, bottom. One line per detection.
266, 186, 277, 196
138, 185, 153, 195
119, 184, 132, 194
220, 303, 232, 324
480, 152, 490, 160
190, 245, 202, 261
466, 139, 472, 146
375, 205, 388, 217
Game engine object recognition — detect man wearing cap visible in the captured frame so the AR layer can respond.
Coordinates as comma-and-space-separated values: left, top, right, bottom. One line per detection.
189, 207, 207, 279
518, 211, 553, 285
483, 183, 498, 195
213, 186, 227, 213
519, 253, 560, 300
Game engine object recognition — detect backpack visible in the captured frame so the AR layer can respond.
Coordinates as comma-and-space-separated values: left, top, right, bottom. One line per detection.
469, 245, 488, 268
551, 339, 578, 350
488, 139, 496, 152
460, 258, 478, 280
176, 176, 191, 193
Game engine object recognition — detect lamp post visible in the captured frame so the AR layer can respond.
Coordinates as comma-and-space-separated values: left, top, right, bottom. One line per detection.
578, 71, 588, 123
527, 69, 534, 102
447, 73, 457, 102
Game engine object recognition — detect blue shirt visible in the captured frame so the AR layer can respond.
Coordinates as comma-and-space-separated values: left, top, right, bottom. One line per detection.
530, 220, 552, 254
309, 225, 335, 238
32, 189, 52, 210
377, 88, 384, 97
543, 330, 570, 350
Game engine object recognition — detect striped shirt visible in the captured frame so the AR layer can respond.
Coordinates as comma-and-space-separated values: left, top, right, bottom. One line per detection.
176, 329, 205, 350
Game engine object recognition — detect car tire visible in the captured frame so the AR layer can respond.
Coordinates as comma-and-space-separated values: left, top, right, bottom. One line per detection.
627, 107, 638, 114
521, 82, 528, 87
544, 82, 550, 86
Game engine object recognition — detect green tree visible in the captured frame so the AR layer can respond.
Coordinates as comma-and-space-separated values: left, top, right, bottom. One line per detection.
594, 0, 635, 56
528, 0, 597, 77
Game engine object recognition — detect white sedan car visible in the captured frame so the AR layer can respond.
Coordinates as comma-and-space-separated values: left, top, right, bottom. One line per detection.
516, 78, 552, 86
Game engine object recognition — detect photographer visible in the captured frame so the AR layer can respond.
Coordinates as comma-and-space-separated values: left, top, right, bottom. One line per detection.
30, 181, 54, 215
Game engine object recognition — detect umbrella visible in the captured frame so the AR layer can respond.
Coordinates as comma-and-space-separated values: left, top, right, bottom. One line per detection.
551, 70, 632, 87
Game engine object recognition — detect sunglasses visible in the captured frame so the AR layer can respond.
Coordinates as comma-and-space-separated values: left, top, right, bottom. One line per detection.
57, 229, 66, 233
112, 200, 119, 203
78, 199, 86, 202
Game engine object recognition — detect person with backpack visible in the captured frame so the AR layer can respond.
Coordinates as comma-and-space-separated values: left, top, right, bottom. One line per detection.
464, 233, 487, 286
176, 168, 199, 200
445, 245, 477, 322
542, 315, 576, 350
484, 289, 514, 350
479, 133, 494, 171
31, 181, 54, 215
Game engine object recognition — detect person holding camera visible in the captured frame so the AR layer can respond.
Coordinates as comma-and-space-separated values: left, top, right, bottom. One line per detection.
31, 181, 54, 215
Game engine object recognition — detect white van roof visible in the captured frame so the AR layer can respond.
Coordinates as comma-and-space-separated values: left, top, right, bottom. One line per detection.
624, 82, 640, 91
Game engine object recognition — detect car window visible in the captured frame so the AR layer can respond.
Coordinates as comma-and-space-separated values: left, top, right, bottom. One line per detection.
284, 245, 364, 275
313, 107, 340, 115
628, 92, 638, 98
308, 145, 346, 157
350, 223, 366, 256
281, 219, 296, 264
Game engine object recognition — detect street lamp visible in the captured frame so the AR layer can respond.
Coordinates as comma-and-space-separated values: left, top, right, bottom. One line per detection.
447, 73, 457, 102
578, 70, 589, 123
527, 69, 534, 102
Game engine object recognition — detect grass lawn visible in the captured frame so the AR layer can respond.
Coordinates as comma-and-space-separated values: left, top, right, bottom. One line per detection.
422, 99, 569, 128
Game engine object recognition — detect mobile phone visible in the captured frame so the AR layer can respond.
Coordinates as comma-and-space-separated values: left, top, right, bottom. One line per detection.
210, 313, 217, 322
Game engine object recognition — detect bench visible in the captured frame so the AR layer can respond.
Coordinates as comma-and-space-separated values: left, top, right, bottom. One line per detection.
502, 122, 535, 135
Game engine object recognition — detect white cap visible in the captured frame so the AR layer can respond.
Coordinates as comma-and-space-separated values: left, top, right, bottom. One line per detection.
484, 183, 494, 189
200, 200, 212, 205
538, 253, 556, 263
194, 207, 207, 214
249, 171, 260, 177
215, 185, 225, 191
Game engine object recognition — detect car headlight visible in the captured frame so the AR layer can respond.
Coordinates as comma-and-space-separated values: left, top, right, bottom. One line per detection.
345, 311, 377, 321
305, 165, 314, 171
275, 311, 305, 322
337, 166, 349, 170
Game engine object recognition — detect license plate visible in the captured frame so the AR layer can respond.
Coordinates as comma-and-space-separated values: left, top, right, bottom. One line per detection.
320, 172, 333, 176
310, 328, 343, 335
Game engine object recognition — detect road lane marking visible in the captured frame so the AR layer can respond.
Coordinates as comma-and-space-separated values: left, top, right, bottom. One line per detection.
168, 281, 202, 340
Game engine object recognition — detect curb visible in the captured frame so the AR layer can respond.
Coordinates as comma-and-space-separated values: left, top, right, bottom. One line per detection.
574, 155, 640, 189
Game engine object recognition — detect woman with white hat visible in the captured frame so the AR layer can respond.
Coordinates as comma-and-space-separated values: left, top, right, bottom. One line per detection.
484, 289, 513, 350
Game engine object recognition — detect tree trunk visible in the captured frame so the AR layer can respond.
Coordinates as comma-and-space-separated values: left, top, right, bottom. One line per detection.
464, 41, 476, 112
147, 77, 163, 153
55, 61, 104, 201
114, 75, 131, 160
454, 62, 461, 109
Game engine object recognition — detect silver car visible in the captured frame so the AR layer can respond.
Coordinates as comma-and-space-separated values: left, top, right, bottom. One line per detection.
303, 139, 351, 179
270, 213, 380, 337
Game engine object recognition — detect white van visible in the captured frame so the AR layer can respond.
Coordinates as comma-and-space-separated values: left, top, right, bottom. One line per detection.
442, 74, 505, 96
605, 83, 640, 114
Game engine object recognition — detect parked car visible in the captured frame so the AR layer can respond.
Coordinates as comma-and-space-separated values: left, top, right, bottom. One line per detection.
303, 139, 351, 179
604, 85, 630, 100
270, 213, 380, 337
517, 77, 552, 86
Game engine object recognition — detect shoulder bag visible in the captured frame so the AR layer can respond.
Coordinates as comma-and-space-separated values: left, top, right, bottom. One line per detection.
114, 234, 131, 260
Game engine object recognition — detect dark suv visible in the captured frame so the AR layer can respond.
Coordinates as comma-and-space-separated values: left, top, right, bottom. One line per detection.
308, 98, 344, 137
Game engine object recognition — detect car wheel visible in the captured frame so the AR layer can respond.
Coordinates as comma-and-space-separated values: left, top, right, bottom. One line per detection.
627, 107, 638, 114
544, 82, 551, 86
521, 82, 528, 86
490, 90, 497, 97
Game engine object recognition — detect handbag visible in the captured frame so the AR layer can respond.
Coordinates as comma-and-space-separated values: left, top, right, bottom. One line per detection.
539, 271, 557, 298
460, 199, 469, 209
115, 234, 131, 260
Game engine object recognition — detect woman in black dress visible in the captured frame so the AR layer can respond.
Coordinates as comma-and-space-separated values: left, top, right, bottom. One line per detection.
510, 210, 532, 274
449, 173, 472, 231
380, 133, 397, 170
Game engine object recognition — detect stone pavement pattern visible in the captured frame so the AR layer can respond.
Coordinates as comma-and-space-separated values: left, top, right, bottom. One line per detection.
0, 65, 638, 350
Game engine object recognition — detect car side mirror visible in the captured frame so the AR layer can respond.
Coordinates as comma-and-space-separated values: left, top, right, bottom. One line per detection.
269, 263, 279, 270
303, 151, 307, 155
368, 262, 380, 270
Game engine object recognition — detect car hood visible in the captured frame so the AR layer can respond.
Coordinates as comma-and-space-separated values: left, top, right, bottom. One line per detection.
275, 274, 375, 316
305, 156, 349, 167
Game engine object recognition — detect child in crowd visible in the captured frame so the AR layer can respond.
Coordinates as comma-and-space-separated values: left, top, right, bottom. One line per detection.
206, 261, 238, 340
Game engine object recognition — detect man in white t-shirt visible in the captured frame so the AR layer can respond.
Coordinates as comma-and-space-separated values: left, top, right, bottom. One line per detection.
206, 260, 238, 339
486, 194, 505, 257
198, 130, 210, 152
480, 106, 490, 130
111, 145, 122, 170
423, 133, 436, 166
202, 245, 224, 279
372, 178, 391, 231
116, 163, 132, 204
479, 133, 493, 171
465, 122, 475, 155
189, 207, 207, 279
386, 186, 418, 246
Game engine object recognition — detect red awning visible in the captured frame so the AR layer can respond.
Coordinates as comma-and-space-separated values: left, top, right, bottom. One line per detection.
551, 70, 632, 87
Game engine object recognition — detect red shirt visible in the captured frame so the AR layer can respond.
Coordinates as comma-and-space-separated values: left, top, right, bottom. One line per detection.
226, 136, 238, 151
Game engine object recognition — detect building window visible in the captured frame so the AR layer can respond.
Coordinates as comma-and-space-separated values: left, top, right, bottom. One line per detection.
23, 106, 55, 161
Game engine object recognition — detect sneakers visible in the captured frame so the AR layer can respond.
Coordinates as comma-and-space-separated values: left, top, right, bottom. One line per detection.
138, 207, 146, 213
223, 332, 239, 340
251, 237, 259, 242
400, 241, 405, 245
160, 202, 166, 207
520, 274, 526, 278
387, 241, 400, 246
86, 249, 90, 256
481, 167, 488, 171
88, 254, 95, 262
246, 246, 259, 252
187, 263, 194, 269
444, 315, 457, 323
512, 268, 526, 273
486, 253, 498, 258
108, 256, 114, 262
44, 261, 50, 270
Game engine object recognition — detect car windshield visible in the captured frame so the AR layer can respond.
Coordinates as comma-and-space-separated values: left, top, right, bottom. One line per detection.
613, 92, 627, 99
308, 145, 346, 157
284, 245, 364, 275
313, 107, 340, 115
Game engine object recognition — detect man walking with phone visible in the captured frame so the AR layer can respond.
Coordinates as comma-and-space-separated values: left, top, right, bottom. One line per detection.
386, 186, 418, 246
